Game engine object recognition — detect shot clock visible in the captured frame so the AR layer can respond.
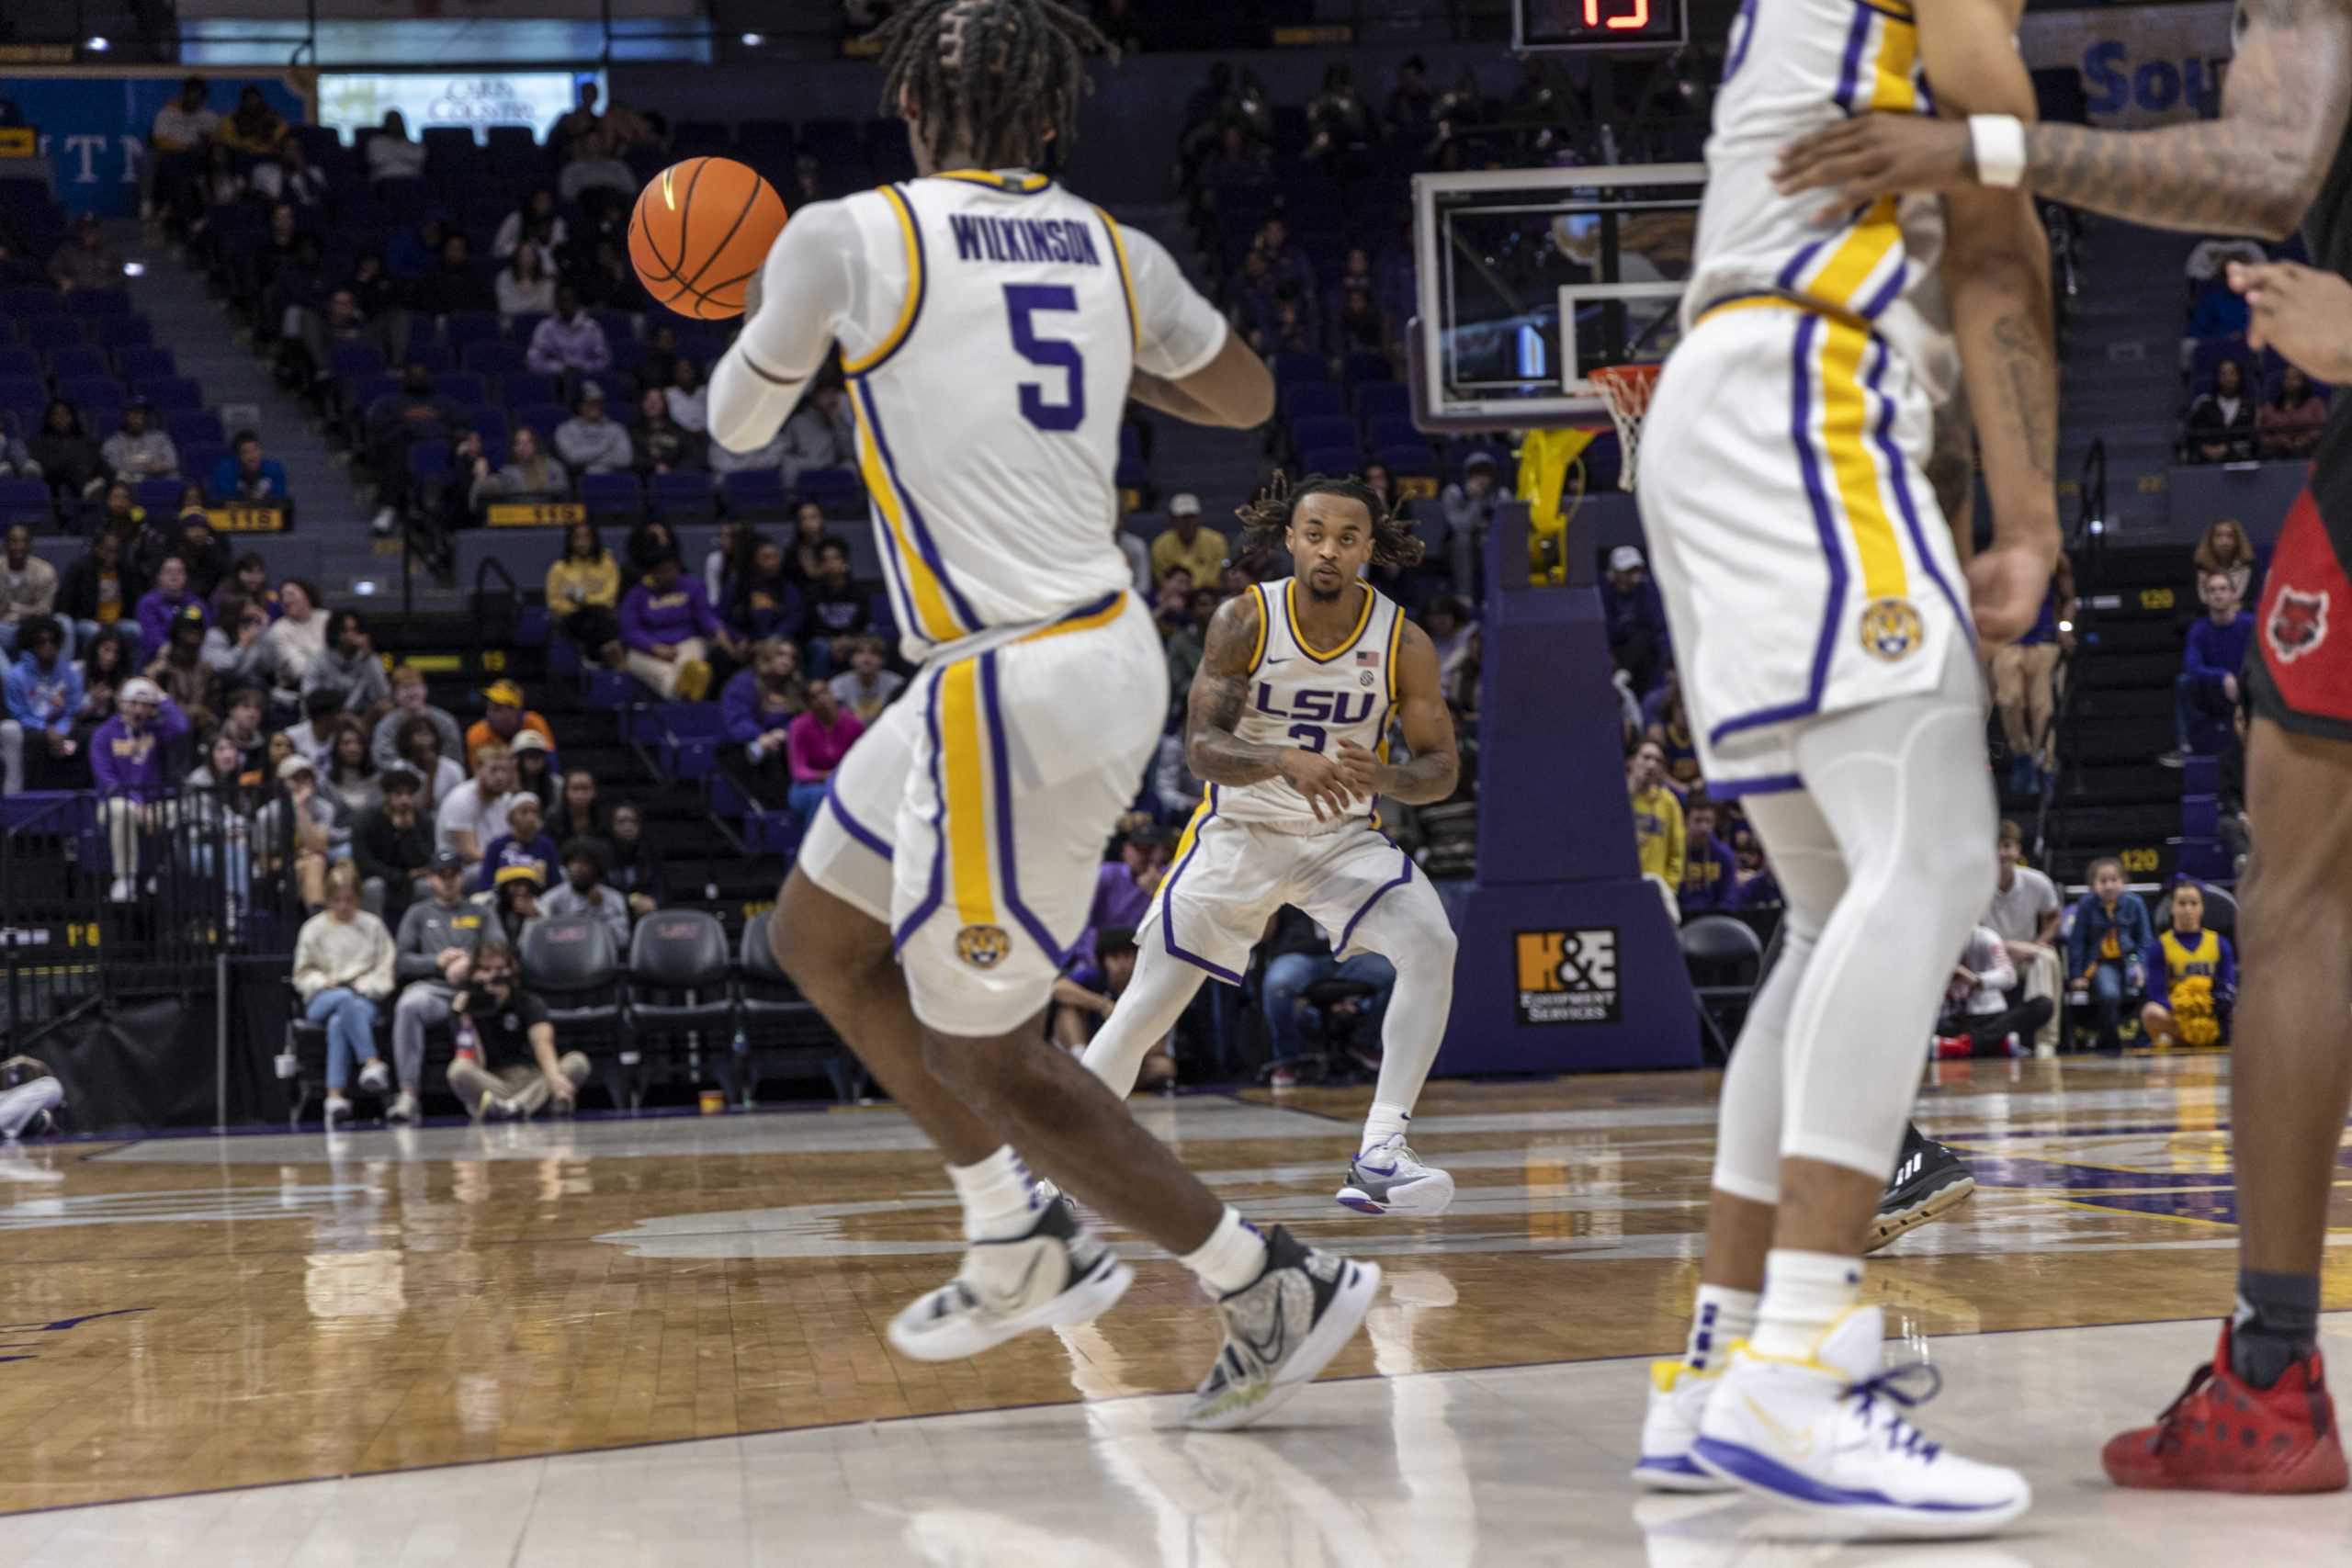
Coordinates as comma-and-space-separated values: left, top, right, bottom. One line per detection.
1513, 0, 1690, 51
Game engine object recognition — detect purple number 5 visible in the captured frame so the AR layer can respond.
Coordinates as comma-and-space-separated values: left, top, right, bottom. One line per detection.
1004, 283, 1085, 432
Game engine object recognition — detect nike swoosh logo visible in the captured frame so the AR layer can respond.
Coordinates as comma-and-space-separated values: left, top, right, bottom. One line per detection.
1264, 657, 1291, 666
1357, 1164, 1397, 1178
1240, 1313, 1288, 1368
1742, 1394, 1815, 1458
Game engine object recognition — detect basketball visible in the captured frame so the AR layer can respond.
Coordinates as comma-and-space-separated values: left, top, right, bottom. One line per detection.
628, 156, 788, 321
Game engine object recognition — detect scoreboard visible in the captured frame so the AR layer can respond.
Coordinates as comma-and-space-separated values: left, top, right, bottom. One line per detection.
1513, 0, 1691, 51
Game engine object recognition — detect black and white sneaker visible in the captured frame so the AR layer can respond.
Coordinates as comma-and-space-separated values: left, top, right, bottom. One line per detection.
1185, 1224, 1382, 1431
1868, 1124, 1976, 1254
887, 1192, 1131, 1362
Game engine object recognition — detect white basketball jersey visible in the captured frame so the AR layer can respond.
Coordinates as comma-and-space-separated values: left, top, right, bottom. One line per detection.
1684, 0, 1961, 402
1218, 578, 1405, 830
828, 170, 1223, 661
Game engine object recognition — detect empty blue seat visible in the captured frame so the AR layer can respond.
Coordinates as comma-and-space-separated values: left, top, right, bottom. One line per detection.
651, 469, 718, 521
1342, 351, 1394, 386
1282, 382, 1345, 421
1302, 446, 1363, 478
1366, 413, 1422, 450
0, 288, 60, 319
1290, 415, 1359, 454
180, 440, 226, 481
136, 377, 202, 413
346, 374, 399, 414
577, 471, 644, 522
168, 410, 226, 449
1270, 351, 1327, 388
464, 341, 526, 379
18, 318, 84, 354
720, 468, 788, 518
65, 288, 131, 317
46, 345, 107, 381
406, 343, 454, 375
468, 407, 508, 455
796, 468, 860, 510
62, 378, 125, 418
113, 345, 175, 382
406, 441, 453, 484
444, 311, 502, 349
0, 478, 54, 527
1355, 381, 1410, 421
91, 315, 153, 349
511, 401, 567, 442
590, 310, 637, 347
432, 371, 486, 407
330, 344, 386, 381
133, 477, 185, 515
502, 372, 556, 408
1377, 442, 1437, 480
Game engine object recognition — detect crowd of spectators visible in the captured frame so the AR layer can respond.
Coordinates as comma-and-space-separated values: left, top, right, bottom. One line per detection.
2180, 235, 2335, 464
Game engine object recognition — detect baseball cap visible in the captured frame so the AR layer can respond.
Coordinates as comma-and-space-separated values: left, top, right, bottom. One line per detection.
429, 848, 465, 874
119, 676, 163, 705
578, 380, 605, 404
276, 753, 315, 781
1609, 546, 1645, 573
1169, 493, 1202, 517
481, 679, 525, 706
507, 728, 549, 753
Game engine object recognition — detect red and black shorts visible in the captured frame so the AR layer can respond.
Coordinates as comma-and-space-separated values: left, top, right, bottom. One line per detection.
2249, 486, 2352, 744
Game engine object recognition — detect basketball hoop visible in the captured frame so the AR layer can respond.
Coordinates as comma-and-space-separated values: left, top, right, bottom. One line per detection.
1589, 364, 1662, 492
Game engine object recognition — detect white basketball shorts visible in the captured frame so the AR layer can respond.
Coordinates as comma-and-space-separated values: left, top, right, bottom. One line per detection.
1636, 296, 1977, 797
1145, 799, 1426, 984
797, 592, 1166, 1034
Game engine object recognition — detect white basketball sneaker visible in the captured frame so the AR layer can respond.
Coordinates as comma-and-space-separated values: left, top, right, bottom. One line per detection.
1336, 1134, 1455, 1216
1634, 1359, 1732, 1492
1690, 1305, 2030, 1537
888, 1196, 1131, 1362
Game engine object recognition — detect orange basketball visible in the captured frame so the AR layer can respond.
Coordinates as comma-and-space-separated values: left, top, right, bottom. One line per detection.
629, 157, 788, 321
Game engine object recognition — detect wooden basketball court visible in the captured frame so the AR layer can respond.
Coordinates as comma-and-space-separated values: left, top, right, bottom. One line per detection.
2, 1055, 2347, 1562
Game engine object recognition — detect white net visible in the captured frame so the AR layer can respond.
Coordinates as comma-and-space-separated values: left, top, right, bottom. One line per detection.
1589, 364, 1661, 491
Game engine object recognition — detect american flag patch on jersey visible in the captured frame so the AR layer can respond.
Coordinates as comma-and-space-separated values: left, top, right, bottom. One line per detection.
1356, 649, 1381, 667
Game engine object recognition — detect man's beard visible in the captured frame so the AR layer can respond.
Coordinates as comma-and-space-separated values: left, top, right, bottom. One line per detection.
1305, 579, 1344, 604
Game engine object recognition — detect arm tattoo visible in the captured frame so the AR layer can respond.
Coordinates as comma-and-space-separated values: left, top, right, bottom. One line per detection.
1183, 595, 1287, 786
2023, 0, 2352, 237
1990, 310, 2057, 483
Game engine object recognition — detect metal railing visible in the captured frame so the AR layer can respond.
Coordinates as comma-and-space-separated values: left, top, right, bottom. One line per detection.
0, 784, 312, 1051
2031, 436, 2108, 864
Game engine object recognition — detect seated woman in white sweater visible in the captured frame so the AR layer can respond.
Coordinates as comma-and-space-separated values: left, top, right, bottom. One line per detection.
258, 577, 327, 712
291, 862, 398, 1126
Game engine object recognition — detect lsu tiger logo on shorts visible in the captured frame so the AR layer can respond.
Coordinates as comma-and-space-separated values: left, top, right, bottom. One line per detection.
1858, 597, 1924, 662
955, 924, 1011, 969
2267, 586, 2329, 663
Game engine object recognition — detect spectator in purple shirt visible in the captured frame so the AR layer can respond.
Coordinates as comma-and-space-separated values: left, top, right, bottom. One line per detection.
91, 676, 191, 900
619, 550, 740, 701
785, 678, 864, 830
526, 285, 612, 382
135, 555, 208, 653
1677, 799, 1736, 918
720, 637, 806, 803
1069, 822, 1170, 983
2165, 570, 2255, 765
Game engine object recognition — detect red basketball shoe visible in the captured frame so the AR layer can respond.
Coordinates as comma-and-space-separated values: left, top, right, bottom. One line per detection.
2103, 1325, 2348, 1493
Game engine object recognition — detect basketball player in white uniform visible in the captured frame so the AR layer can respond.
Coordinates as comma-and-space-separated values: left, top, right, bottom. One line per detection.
705, 0, 1378, 1432
1626, 0, 2061, 1534
1080, 472, 1463, 1216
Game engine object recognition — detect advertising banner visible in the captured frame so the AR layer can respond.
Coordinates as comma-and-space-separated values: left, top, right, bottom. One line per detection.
315, 72, 599, 146
0, 73, 309, 215
2018, 3, 2236, 127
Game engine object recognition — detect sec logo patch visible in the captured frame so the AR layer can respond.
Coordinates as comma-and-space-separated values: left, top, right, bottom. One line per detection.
1858, 597, 1924, 662
955, 924, 1011, 969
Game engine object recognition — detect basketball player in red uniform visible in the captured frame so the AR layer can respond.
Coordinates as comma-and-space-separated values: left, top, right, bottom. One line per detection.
1776, 0, 2352, 1493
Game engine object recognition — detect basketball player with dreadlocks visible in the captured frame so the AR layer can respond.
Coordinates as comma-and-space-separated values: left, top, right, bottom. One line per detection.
1779, 0, 2352, 1499
1081, 472, 1463, 1215
706, 0, 1381, 1431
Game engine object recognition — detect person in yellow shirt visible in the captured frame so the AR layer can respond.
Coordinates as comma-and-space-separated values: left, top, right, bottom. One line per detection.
1149, 493, 1229, 588
544, 520, 622, 667
1628, 738, 1685, 889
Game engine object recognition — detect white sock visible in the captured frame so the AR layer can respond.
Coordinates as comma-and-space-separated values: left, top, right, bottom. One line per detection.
946, 1145, 1039, 1243
1684, 1282, 1759, 1371
1180, 1205, 1270, 1296
1360, 1100, 1411, 1155
1749, 1249, 1862, 1360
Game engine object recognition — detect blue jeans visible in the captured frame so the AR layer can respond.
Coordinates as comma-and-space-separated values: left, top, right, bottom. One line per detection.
2086, 961, 2137, 1045
307, 987, 379, 1091
786, 778, 829, 831
1262, 951, 1396, 1066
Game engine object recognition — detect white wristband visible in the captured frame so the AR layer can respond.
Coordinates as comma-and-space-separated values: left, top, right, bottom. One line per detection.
1969, 114, 2028, 189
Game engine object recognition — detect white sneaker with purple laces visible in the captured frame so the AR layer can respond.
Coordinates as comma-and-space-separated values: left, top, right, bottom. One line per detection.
1335, 1134, 1454, 1216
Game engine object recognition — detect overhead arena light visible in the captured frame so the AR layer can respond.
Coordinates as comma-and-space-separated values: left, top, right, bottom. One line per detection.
741, 32, 764, 46
85, 36, 110, 51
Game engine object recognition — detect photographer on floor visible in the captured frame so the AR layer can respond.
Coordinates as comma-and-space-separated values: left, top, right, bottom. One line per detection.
446, 939, 590, 1121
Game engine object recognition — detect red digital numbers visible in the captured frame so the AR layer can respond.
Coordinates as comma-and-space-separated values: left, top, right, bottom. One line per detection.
1582, 0, 1653, 28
